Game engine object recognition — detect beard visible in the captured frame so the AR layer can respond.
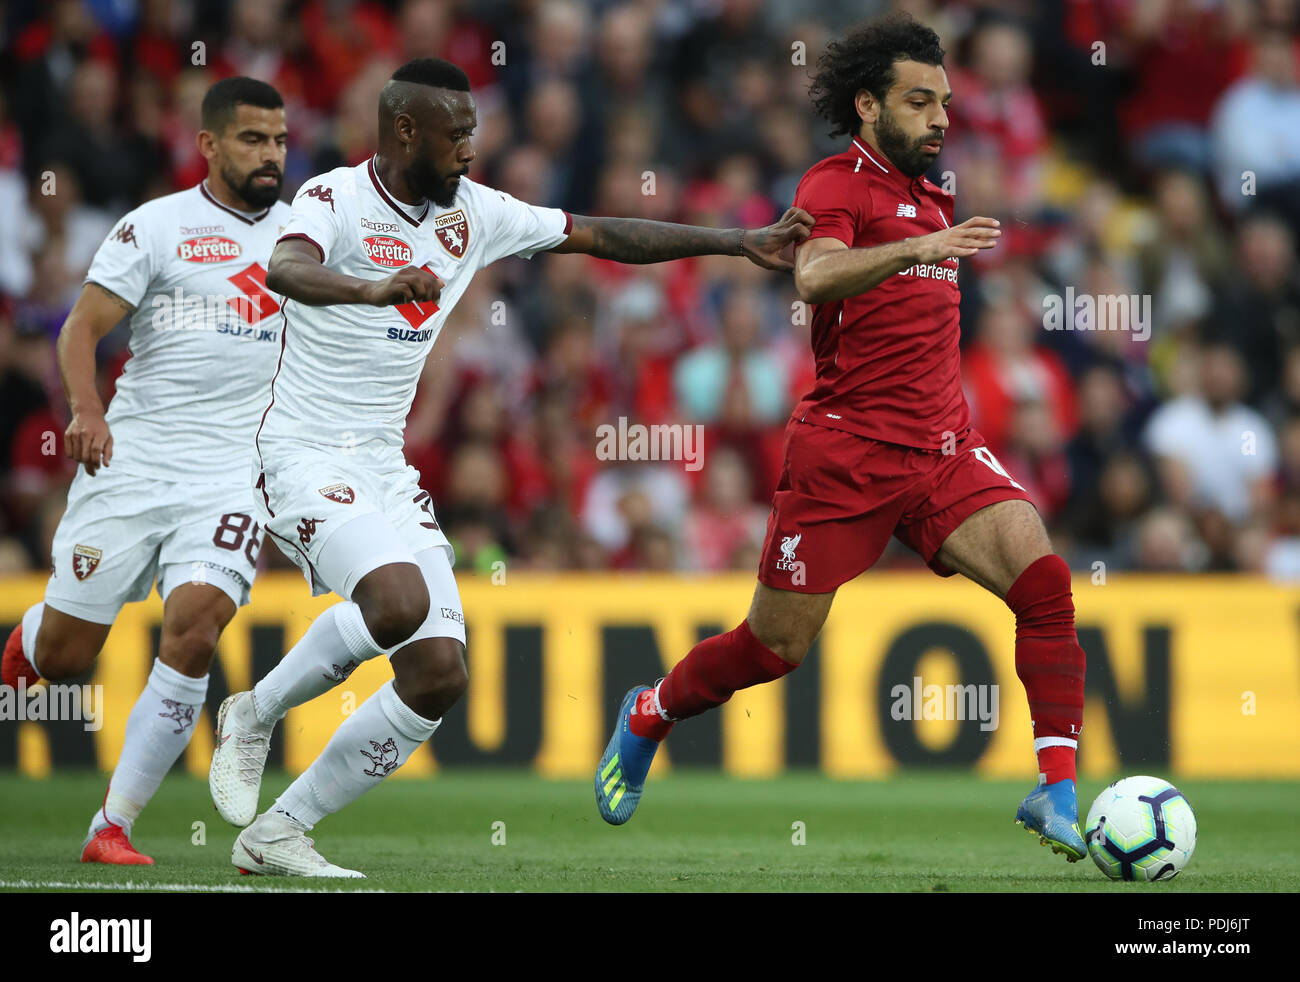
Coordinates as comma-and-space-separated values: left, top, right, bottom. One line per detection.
407, 154, 467, 208
875, 105, 942, 178
224, 162, 283, 209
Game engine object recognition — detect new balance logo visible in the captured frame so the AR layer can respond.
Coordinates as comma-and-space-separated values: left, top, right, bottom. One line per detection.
896, 203, 917, 218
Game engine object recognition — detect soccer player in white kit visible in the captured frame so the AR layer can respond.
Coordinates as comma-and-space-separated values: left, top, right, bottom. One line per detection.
0, 78, 291, 865
207, 58, 812, 878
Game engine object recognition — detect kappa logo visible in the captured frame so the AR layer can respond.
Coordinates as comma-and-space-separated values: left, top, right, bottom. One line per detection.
413, 490, 440, 530
360, 737, 400, 777
111, 221, 139, 249
157, 698, 195, 734
318, 483, 355, 504
775, 533, 802, 571
896, 203, 917, 218
434, 209, 469, 258
305, 184, 335, 212
297, 517, 326, 548
72, 545, 102, 580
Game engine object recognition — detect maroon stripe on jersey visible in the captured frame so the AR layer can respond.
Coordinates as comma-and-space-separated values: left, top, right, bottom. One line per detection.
367, 156, 430, 227
254, 308, 290, 476
263, 525, 321, 594
199, 181, 272, 225
562, 211, 573, 236
277, 232, 325, 261
255, 472, 275, 518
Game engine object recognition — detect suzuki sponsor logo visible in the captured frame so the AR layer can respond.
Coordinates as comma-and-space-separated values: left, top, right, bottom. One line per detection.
177, 235, 242, 263
386, 326, 434, 342
363, 235, 413, 268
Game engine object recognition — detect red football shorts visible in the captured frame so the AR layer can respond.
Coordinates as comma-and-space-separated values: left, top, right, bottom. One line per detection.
757, 420, 1036, 594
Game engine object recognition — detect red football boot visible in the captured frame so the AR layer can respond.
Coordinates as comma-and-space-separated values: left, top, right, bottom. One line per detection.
2, 623, 40, 689
81, 823, 155, 866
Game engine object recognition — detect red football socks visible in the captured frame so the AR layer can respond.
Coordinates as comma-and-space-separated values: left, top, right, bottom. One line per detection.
1006, 554, 1087, 785
632, 620, 797, 742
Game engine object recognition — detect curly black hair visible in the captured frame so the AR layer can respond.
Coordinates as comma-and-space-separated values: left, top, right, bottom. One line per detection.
808, 12, 946, 139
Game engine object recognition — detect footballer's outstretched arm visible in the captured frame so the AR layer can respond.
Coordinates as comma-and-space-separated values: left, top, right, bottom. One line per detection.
57, 282, 134, 476
551, 208, 814, 269
266, 237, 443, 307
794, 216, 1001, 305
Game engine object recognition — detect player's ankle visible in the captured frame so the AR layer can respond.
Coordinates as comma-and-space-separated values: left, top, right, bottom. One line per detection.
1036, 745, 1076, 785
628, 686, 674, 742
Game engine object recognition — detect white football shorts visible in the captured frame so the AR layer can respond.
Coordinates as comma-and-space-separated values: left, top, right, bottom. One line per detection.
45, 465, 260, 624
252, 444, 456, 602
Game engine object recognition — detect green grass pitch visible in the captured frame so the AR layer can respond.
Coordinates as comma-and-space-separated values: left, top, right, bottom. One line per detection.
0, 771, 1295, 892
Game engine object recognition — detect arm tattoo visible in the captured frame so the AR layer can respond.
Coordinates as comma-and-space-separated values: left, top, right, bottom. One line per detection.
575, 216, 741, 264
88, 282, 135, 313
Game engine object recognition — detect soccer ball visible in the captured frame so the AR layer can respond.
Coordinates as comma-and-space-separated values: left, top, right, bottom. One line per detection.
1084, 776, 1197, 881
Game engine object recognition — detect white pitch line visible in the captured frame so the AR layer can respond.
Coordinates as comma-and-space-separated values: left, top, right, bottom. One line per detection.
0, 879, 387, 894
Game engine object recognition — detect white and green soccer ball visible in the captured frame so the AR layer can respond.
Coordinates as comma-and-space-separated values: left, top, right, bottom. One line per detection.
1084, 776, 1197, 881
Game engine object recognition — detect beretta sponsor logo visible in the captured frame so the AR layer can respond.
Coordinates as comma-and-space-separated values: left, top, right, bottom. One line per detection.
363, 235, 413, 268
177, 235, 242, 263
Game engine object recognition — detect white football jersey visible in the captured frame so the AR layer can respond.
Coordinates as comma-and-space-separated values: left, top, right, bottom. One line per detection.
255, 157, 570, 462
85, 183, 292, 483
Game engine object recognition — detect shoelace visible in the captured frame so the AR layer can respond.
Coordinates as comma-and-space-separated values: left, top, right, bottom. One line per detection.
234, 730, 270, 786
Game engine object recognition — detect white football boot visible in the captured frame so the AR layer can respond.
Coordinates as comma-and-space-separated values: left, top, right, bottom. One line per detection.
233, 811, 364, 878
210, 691, 274, 827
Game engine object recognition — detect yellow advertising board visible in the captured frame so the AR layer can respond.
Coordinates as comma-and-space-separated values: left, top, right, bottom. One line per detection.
2, 573, 1297, 778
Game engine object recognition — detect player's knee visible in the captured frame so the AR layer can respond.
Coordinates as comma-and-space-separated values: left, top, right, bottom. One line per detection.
357, 575, 431, 649
763, 635, 812, 666
158, 620, 222, 676
33, 627, 102, 680
393, 640, 467, 720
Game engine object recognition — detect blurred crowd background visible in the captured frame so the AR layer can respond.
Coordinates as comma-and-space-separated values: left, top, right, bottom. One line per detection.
1, 0, 1299, 580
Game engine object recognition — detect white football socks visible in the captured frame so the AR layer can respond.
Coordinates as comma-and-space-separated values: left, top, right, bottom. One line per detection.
252, 602, 388, 725
91, 659, 208, 836
272, 680, 440, 828
20, 603, 42, 673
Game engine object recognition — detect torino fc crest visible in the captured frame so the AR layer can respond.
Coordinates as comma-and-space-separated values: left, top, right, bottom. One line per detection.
72, 545, 102, 580
434, 209, 469, 258
318, 483, 355, 504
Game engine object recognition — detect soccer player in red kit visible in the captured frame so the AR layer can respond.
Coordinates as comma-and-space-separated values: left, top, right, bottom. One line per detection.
596, 13, 1088, 863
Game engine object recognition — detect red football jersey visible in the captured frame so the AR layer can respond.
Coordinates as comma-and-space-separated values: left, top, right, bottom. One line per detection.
791, 137, 970, 450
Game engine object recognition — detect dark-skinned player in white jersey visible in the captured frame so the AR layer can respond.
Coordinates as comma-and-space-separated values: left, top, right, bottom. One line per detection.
207, 58, 813, 877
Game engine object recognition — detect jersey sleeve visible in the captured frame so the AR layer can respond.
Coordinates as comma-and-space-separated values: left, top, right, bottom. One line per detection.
84, 209, 155, 309
279, 177, 348, 262
794, 162, 867, 248
479, 188, 572, 266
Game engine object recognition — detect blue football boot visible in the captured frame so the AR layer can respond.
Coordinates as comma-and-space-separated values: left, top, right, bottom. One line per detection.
596, 686, 662, 825
1015, 777, 1087, 862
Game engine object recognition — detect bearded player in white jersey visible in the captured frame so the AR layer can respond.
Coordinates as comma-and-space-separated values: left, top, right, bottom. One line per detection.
1, 78, 291, 865
207, 58, 811, 877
